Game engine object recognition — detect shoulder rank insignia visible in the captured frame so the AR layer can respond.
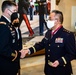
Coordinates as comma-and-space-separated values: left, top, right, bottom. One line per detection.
63, 29, 71, 33
0, 22, 6, 25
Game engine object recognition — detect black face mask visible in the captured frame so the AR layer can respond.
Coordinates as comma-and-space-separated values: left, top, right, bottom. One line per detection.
13, 23, 19, 27
11, 12, 20, 27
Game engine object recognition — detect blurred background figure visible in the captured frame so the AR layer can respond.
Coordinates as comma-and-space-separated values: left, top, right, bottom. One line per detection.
47, 0, 51, 15
29, 0, 34, 20
37, 0, 48, 35
18, 0, 30, 26
14, 0, 34, 36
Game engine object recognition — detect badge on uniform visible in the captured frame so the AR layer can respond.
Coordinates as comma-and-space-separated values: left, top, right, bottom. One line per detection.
10, 28, 12, 30
12, 39, 15, 43
55, 38, 63, 43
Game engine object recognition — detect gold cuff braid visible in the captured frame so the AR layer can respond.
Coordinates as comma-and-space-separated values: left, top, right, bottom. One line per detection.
62, 57, 67, 64
12, 51, 18, 61
32, 46, 36, 53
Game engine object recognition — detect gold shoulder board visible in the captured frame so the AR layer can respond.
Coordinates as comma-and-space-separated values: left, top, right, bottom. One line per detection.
0, 22, 6, 25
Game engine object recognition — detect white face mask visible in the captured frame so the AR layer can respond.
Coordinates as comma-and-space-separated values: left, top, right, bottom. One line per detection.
47, 20, 55, 29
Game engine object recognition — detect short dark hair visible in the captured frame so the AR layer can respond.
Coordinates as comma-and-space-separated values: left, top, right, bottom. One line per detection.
52, 10, 63, 24
1, 1, 16, 12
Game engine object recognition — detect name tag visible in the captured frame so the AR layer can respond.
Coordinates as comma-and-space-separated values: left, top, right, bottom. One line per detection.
55, 38, 63, 43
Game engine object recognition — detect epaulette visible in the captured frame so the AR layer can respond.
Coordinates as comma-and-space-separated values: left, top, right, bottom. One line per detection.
0, 22, 6, 25
63, 29, 71, 33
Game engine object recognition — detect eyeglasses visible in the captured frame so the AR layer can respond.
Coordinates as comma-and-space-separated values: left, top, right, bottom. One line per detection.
47, 17, 59, 21
8, 9, 13, 13
8, 9, 17, 13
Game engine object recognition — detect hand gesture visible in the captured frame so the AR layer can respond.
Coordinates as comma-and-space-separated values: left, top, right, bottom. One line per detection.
19, 49, 29, 58
51, 60, 59, 67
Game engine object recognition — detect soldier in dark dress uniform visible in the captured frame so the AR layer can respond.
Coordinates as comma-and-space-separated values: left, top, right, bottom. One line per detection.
10, 12, 22, 75
10, 12, 22, 54
0, 1, 24, 75
18, 0, 30, 26
18, 0, 34, 36
25, 10, 75, 75
38, 2, 48, 35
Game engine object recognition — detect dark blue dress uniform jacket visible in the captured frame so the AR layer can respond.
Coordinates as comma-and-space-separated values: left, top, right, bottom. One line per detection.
0, 16, 22, 74
11, 26, 22, 70
29, 26, 75, 75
